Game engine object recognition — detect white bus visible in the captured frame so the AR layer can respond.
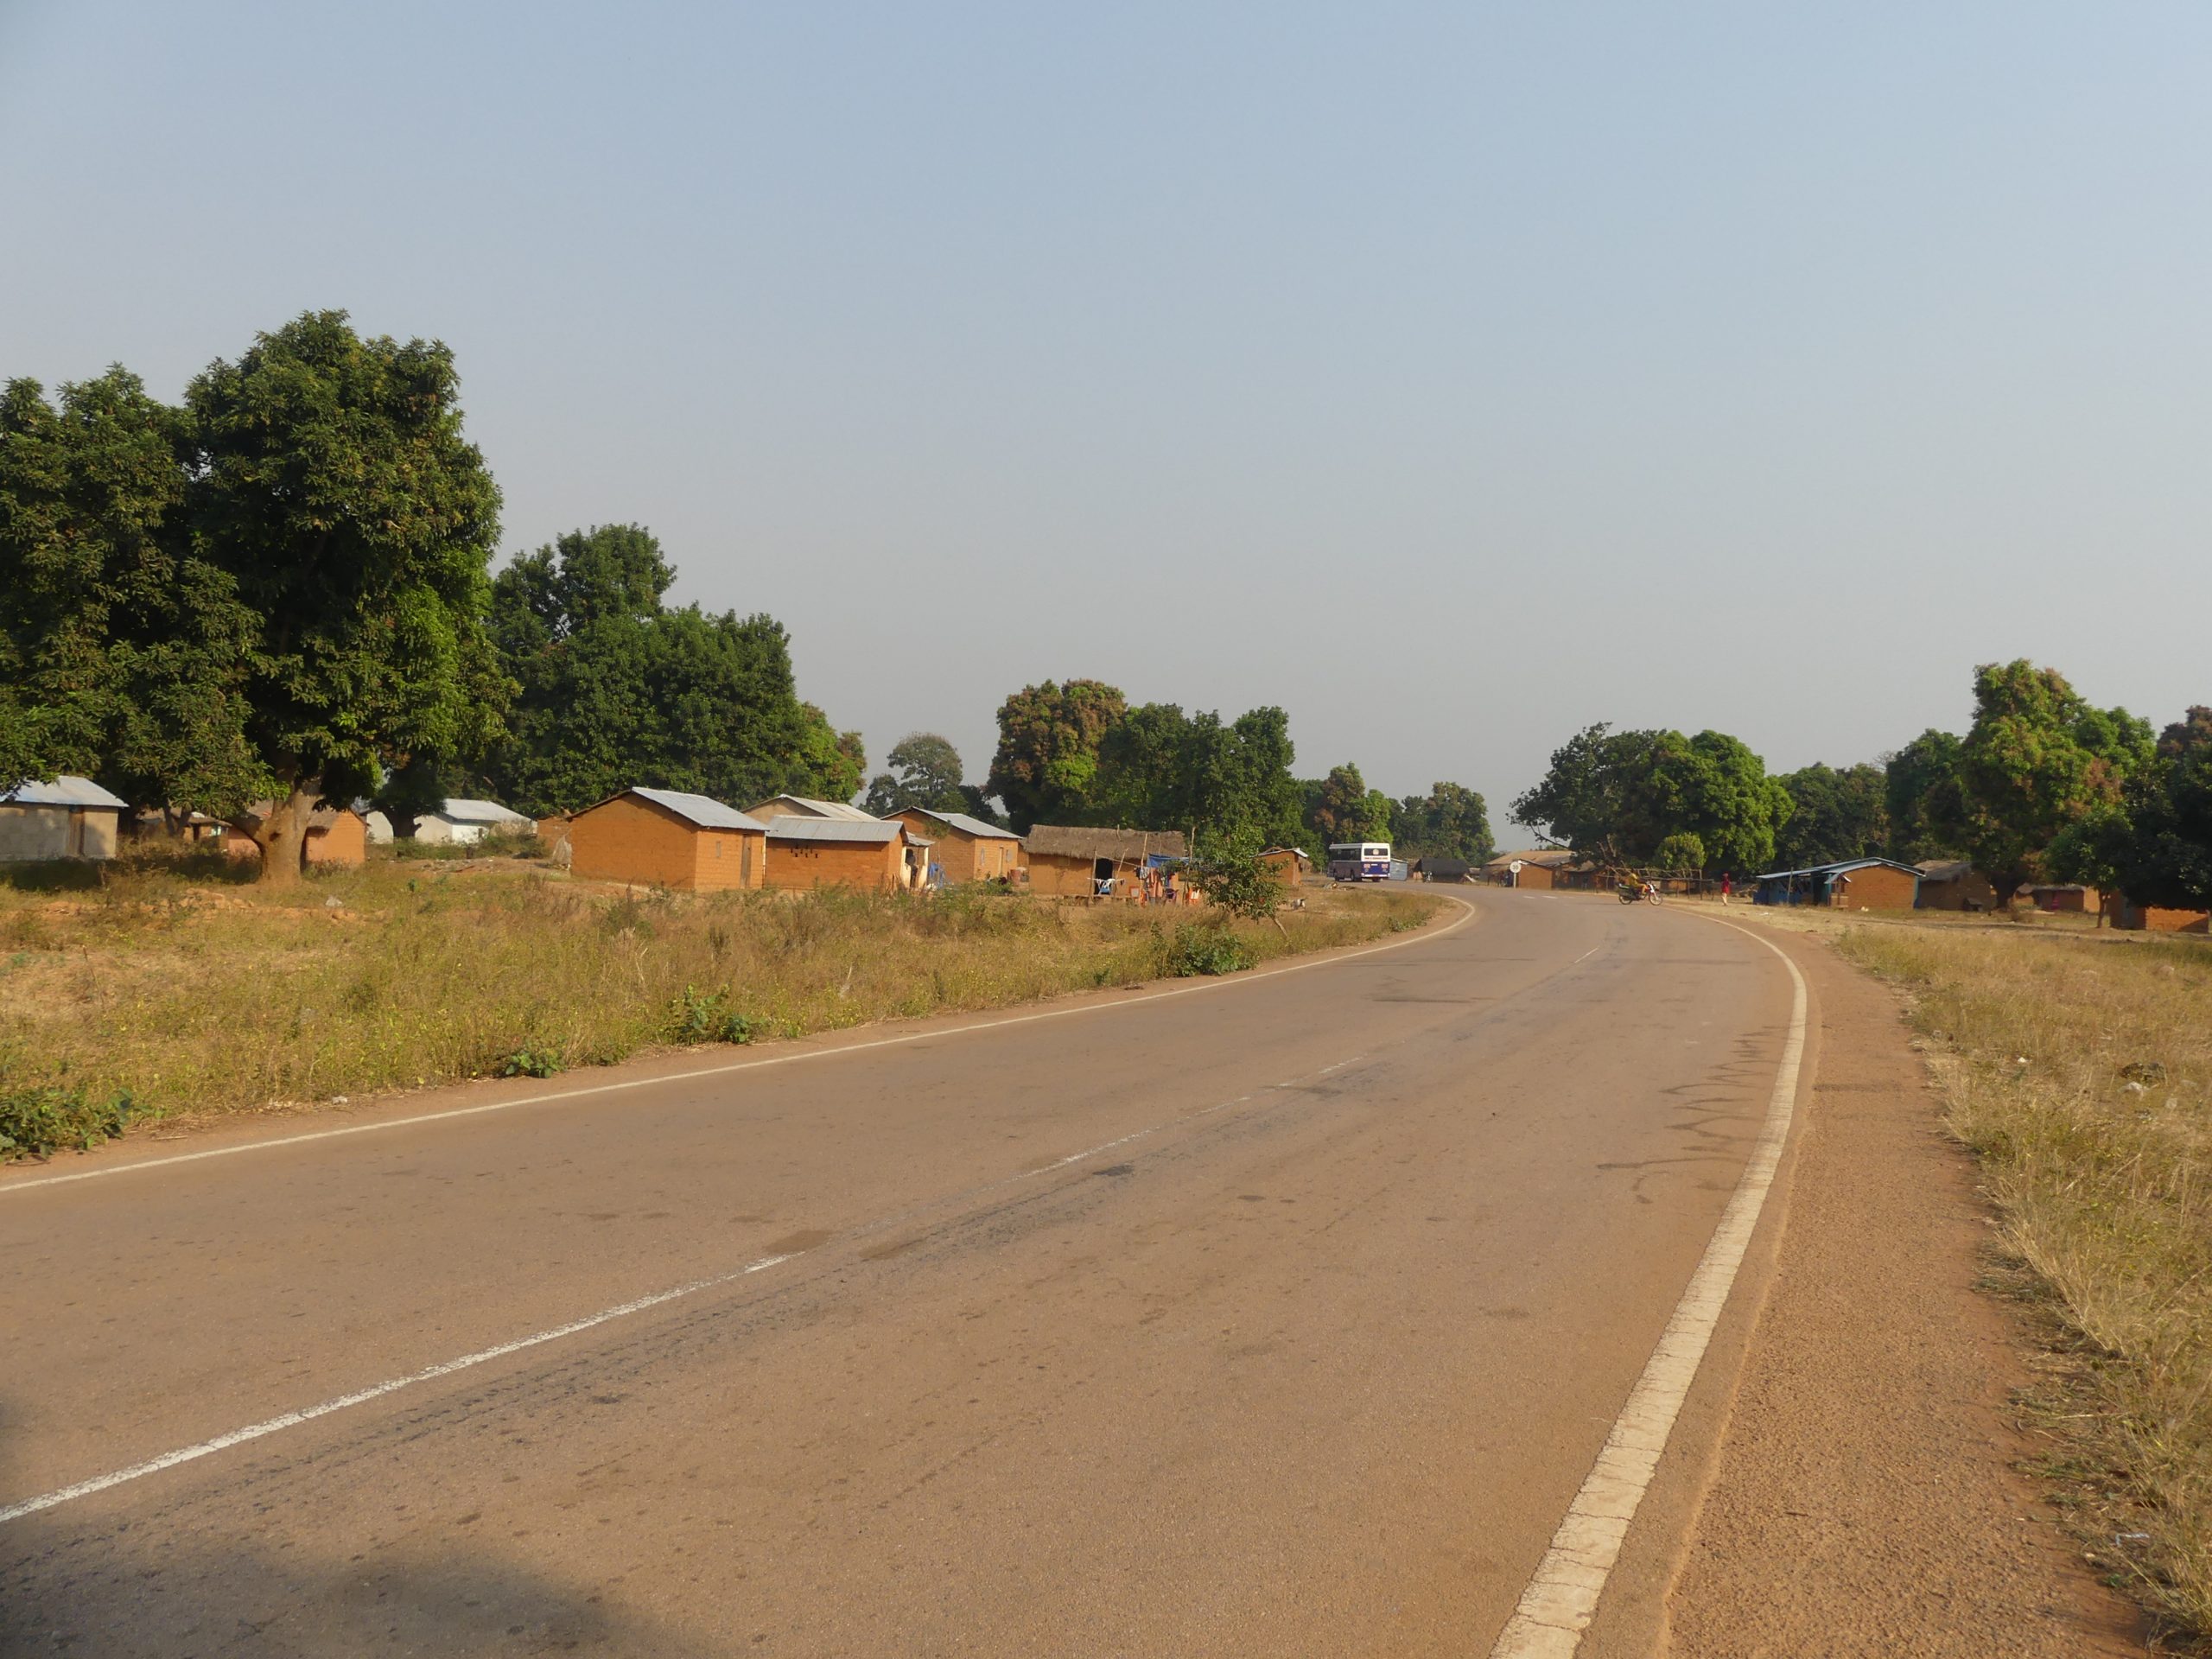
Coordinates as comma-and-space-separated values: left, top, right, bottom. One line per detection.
1326, 842, 1393, 881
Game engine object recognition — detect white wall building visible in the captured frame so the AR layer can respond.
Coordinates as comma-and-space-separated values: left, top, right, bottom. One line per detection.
412, 798, 534, 845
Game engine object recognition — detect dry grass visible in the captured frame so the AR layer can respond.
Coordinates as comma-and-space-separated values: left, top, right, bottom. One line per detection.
0, 852, 1436, 1136
1815, 915, 2212, 1642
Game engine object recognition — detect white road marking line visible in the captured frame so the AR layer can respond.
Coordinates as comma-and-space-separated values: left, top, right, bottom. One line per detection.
0, 1251, 797, 1527
1, 897, 1481, 1198
0, 1052, 1370, 1525
1486, 917, 1808, 1658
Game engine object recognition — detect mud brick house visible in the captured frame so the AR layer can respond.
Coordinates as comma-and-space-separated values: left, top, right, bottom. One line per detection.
567, 787, 767, 891
0, 776, 128, 861
1482, 849, 1577, 889
1258, 846, 1312, 887
1914, 860, 1998, 912
2024, 883, 2099, 914
2111, 897, 2211, 934
889, 807, 1024, 886
1755, 857, 1922, 910
763, 816, 931, 892
215, 802, 370, 868
1022, 826, 1189, 898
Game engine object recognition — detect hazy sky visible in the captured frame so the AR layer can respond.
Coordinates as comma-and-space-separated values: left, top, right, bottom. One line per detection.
5, 3, 2207, 821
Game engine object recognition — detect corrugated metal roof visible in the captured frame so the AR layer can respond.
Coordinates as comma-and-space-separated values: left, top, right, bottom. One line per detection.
752, 795, 879, 822
1755, 857, 1923, 881
1916, 859, 1975, 880
626, 787, 766, 832
765, 817, 904, 844
1, 775, 129, 809
902, 807, 1018, 840
435, 798, 531, 825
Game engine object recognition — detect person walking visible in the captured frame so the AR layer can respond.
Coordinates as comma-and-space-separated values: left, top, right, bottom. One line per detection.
1720, 872, 1733, 904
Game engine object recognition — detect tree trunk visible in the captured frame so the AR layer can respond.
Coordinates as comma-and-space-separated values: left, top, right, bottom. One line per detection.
245, 782, 317, 887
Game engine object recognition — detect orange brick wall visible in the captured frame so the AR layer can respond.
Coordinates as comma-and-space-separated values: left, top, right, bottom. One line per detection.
305, 812, 367, 868
569, 795, 763, 891
2123, 904, 2212, 934
764, 836, 903, 891
1516, 862, 1557, 890
1260, 851, 1303, 887
1026, 851, 1103, 897
1827, 866, 1918, 911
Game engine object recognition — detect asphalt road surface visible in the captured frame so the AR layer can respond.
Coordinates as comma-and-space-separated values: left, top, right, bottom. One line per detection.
1, 889, 1800, 1656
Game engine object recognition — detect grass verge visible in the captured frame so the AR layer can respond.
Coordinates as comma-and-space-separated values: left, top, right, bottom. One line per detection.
0, 855, 1437, 1154
1830, 919, 2212, 1642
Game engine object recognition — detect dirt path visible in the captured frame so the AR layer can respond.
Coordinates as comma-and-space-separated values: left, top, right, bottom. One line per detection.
1653, 918, 2145, 1656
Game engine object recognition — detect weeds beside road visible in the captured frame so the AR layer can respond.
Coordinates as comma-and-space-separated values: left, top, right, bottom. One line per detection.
1738, 902, 2212, 1643
0, 855, 1435, 1155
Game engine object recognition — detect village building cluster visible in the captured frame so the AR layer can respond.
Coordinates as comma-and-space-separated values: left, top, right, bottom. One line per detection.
0, 776, 1233, 904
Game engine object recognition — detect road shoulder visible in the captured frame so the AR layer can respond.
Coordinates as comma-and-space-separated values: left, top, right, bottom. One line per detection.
1595, 914, 2145, 1656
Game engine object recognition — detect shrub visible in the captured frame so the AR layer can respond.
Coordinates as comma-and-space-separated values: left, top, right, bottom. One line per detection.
496, 1046, 565, 1078
1, 1080, 139, 1160
669, 983, 760, 1045
1166, 924, 1255, 977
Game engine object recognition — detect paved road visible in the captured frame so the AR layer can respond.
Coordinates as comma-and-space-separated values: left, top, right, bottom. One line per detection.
1, 890, 1795, 1656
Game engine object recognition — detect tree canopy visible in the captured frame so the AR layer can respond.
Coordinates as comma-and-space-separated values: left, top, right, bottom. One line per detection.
1306, 763, 1392, 846
1390, 782, 1494, 863
863, 733, 969, 817
188, 312, 510, 856
482, 524, 859, 817
983, 679, 1129, 832
1510, 724, 1789, 874
1771, 762, 1888, 869
1883, 729, 1969, 863
0, 369, 262, 813
1955, 659, 2152, 900
2069, 707, 2212, 912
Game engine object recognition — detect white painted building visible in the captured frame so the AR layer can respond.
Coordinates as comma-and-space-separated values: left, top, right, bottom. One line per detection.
412, 798, 534, 845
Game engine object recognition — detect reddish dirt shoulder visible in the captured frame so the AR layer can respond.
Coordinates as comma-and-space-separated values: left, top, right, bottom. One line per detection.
1651, 920, 2144, 1655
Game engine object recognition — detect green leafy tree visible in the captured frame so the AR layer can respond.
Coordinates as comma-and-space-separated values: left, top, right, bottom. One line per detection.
1306, 763, 1391, 845
799, 704, 866, 804
984, 679, 1128, 832
1510, 724, 1671, 855
2077, 707, 2212, 912
186, 312, 509, 881
1650, 831, 1707, 874
1390, 782, 1494, 863
483, 524, 853, 816
863, 733, 969, 815
1514, 724, 1787, 872
1646, 731, 1793, 875
1088, 702, 1304, 851
1771, 762, 1888, 869
1187, 825, 1284, 925
1956, 660, 2153, 903
1883, 729, 1969, 862
0, 371, 262, 812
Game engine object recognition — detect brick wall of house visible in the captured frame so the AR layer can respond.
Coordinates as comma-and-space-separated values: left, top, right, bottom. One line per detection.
305, 811, 367, 868
763, 836, 902, 891
1827, 865, 1918, 910
569, 795, 763, 891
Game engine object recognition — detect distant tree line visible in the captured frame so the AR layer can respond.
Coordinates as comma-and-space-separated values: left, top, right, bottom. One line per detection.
971, 679, 1492, 862
1509, 659, 2210, 911
0, 312, 861, 881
